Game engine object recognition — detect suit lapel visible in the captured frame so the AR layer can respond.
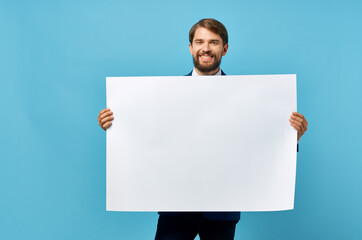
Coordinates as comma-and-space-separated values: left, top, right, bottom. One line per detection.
185, 69, 226, 76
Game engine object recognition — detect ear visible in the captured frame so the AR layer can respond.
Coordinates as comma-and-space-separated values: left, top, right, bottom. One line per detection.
189, 43, 193, 55
222, 43, 229, 56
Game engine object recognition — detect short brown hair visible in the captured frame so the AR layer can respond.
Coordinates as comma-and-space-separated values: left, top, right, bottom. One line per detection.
189, 18, 228, 46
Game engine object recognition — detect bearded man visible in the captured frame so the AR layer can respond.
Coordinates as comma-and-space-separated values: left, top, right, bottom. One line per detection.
98, 18, 308, 240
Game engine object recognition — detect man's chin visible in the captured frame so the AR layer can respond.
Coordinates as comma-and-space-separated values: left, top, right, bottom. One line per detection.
196, 67, 219, 74
199, 62, 214, 68
193, 57, 221, 74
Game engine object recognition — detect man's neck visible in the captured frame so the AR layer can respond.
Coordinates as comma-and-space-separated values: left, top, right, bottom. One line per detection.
194, 67, 220, 76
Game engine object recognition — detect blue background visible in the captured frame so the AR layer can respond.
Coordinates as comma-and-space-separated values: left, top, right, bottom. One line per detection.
1, 0, 361, 239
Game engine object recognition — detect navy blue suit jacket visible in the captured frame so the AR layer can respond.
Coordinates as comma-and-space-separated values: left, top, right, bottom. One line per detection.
159, 69, 240, 221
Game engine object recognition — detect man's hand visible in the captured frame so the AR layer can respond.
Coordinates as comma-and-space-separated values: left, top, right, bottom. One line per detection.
289, 112, 308, 142
98, 108, 114, 131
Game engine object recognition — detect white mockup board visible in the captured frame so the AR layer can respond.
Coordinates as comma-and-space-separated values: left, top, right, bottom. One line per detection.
106, 75, 297, 212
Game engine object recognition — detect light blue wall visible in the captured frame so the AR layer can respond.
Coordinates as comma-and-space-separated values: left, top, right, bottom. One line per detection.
1, 0, 361, 239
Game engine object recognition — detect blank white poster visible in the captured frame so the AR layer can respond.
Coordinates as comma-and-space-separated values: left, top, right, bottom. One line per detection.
106, 75, 297, 212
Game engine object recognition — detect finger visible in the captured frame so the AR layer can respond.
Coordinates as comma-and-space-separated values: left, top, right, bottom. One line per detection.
290, 121, 302, 132
100, 111, 113, 121
291, 116, 308, 130
301, 119, 308, 130
100, 108, 111, 115
99, 121, 107, 131
100, 115, 114, 124
290, 115, 304, 124
299, 123, 306, 134
291, 120, 307, 138
289, 118, 303, 127
298, 127, 306, 142
292, 112, 305, 119
102, 121, 112, 130
98, 108, 111, 119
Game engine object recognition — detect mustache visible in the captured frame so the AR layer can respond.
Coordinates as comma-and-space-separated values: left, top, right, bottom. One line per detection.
197, 50, 214, 57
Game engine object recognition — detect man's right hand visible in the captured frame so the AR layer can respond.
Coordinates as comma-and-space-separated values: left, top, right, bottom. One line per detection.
98, 108, 114, 131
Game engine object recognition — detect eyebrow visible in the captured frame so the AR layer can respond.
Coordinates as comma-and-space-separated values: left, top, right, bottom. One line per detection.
194, 39, 221, 43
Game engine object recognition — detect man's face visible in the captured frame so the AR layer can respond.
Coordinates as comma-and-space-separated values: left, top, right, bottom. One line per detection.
189, 27, 228, 75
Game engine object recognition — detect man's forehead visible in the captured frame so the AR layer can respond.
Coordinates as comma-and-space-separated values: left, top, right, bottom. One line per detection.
193, 27, 222, 41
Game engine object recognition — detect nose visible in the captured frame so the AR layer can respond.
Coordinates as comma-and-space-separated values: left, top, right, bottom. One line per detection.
201, 42, 211, 52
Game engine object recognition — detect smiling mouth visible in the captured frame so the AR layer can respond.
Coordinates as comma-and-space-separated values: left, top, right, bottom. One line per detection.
199, 55, 214, 62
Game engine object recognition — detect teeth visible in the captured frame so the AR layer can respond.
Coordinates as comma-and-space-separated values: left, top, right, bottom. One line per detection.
200, 55, 213, 60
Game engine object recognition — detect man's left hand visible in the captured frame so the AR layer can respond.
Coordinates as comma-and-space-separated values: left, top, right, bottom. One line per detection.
289, 112, 308, 142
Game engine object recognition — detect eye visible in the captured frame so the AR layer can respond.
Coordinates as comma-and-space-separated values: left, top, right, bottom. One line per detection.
211, 41, 219, 45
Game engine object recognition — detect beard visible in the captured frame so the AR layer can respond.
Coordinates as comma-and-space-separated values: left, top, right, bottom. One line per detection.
193, 52, 222, 74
